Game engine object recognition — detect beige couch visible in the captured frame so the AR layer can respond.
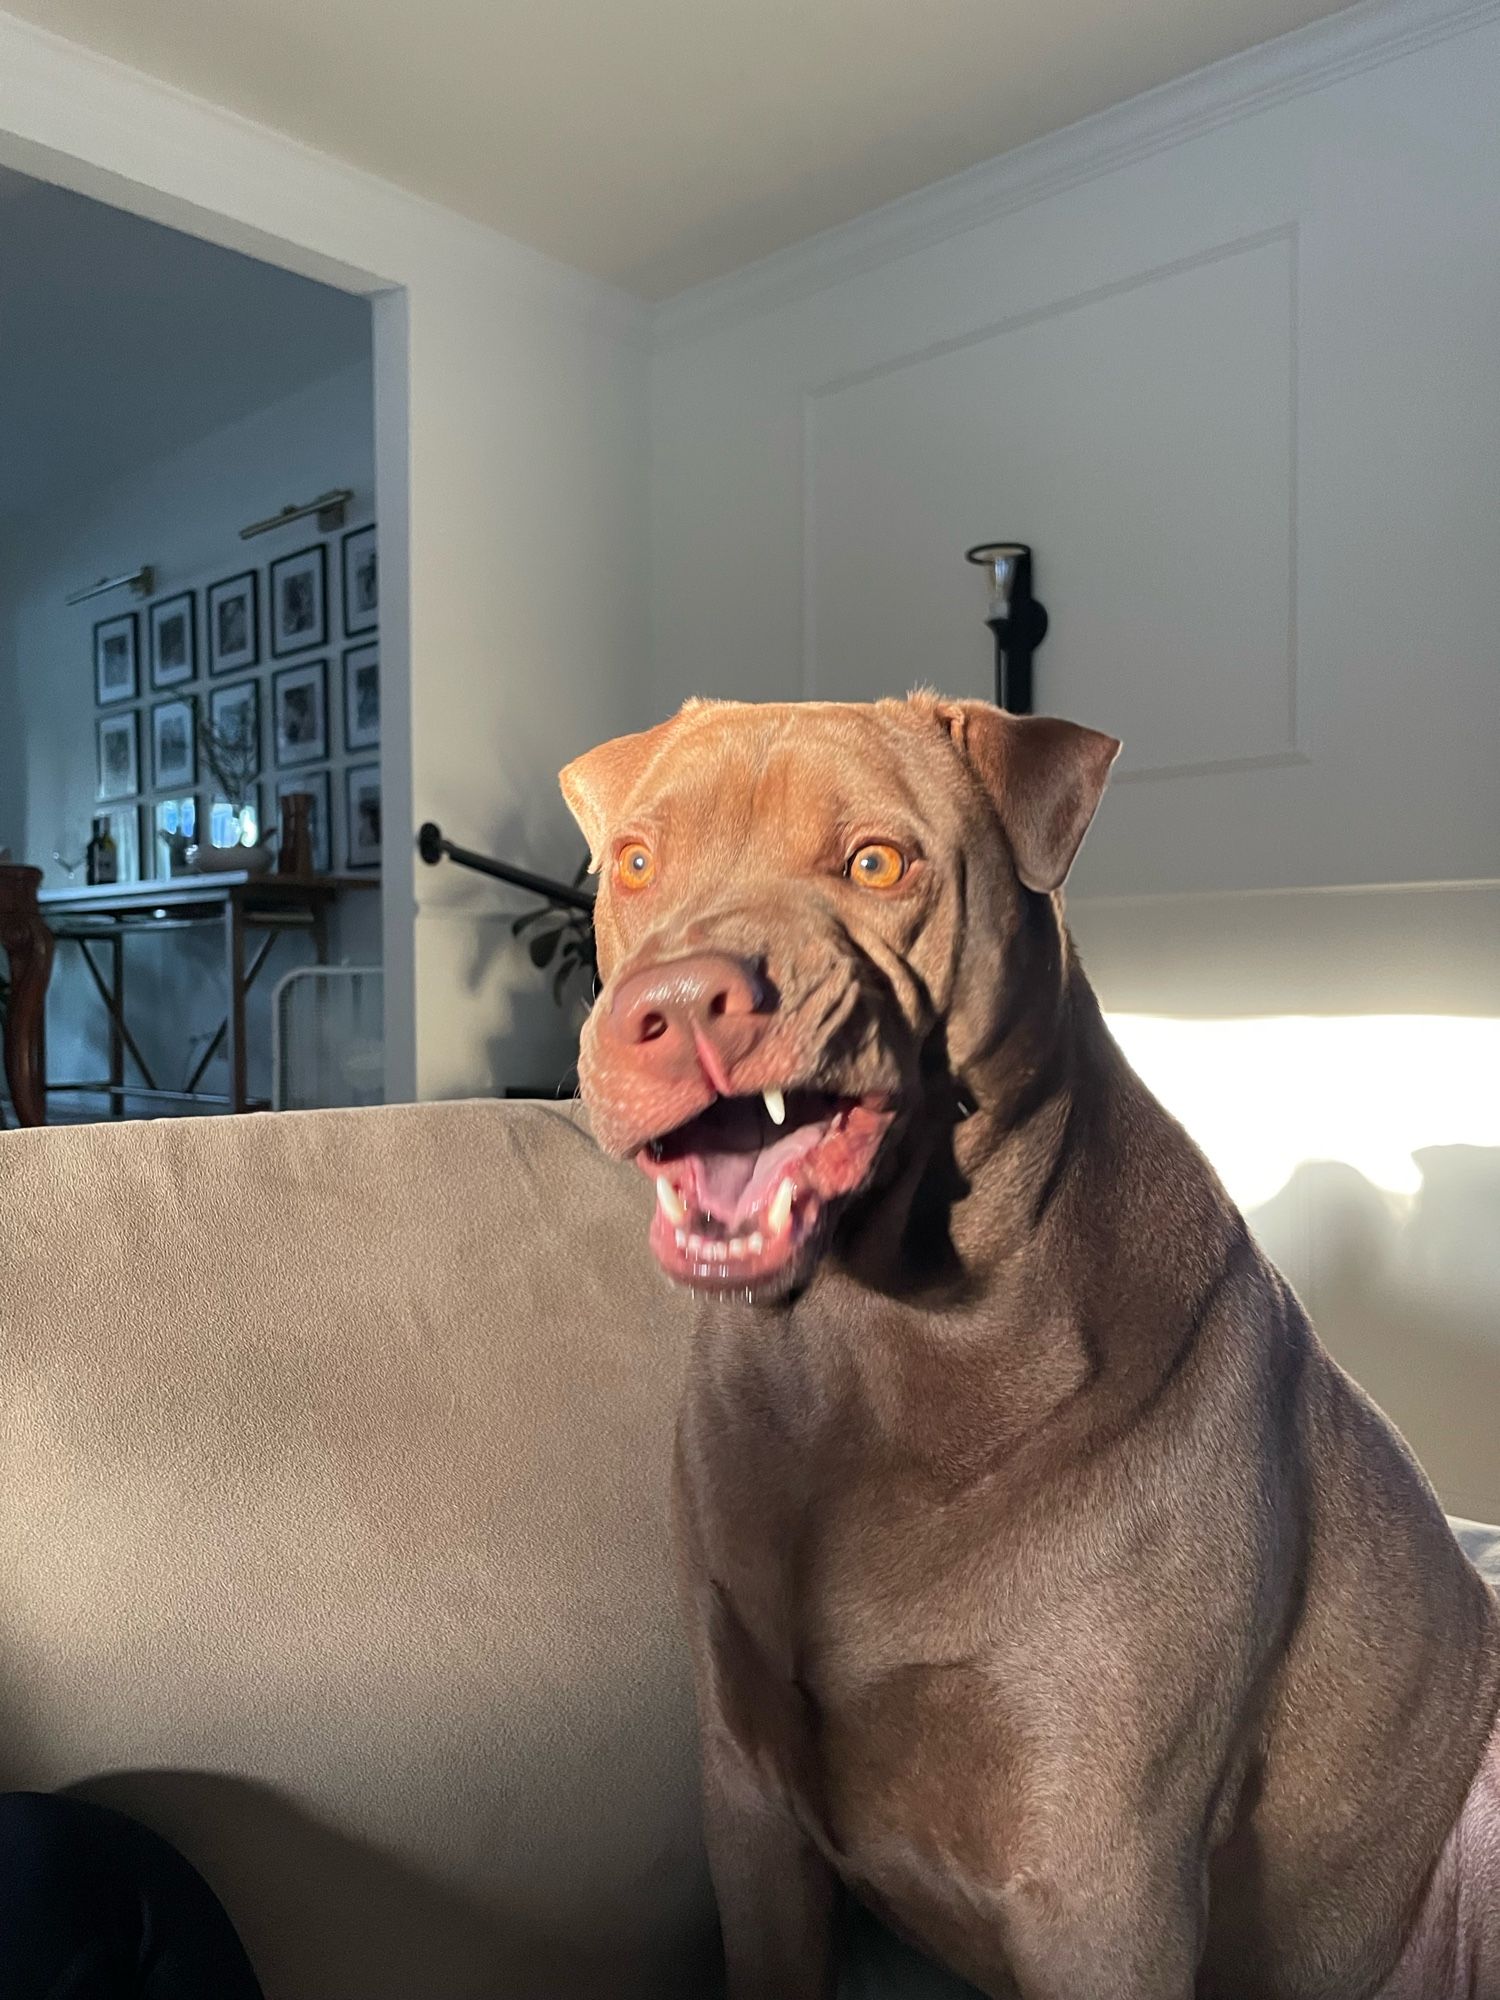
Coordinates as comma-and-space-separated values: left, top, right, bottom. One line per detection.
0, 1100, 971, 2000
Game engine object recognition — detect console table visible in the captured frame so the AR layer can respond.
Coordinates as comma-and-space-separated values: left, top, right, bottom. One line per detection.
0, 864, 55, 1127
40, 872, 379, 1116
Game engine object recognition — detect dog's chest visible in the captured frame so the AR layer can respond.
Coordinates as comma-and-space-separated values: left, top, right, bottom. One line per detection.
685, 1376, 1017, 1873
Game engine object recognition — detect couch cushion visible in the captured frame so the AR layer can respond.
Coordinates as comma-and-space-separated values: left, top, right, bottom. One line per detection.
0, 1100, 713, 2000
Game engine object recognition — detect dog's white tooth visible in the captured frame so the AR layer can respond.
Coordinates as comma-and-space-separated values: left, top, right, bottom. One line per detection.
675, 1228, 688, 1249
656, 1176, 687, 1226
748, 1232, 765, 1254
763, 1087, 786, 1126
728, 1237, 746, 1257
767, 1179, 795, 1237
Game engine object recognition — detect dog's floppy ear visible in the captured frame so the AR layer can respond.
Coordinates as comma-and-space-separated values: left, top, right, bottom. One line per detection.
928, 698, 1121, 893
559, 713, 684, 871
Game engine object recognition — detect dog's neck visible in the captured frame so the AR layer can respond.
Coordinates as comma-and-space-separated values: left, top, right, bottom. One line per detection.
741, 890, 1252, 1481
839, 890, 1111, 1294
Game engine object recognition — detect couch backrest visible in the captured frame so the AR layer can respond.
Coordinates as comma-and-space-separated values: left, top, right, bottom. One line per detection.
0, 1100, 716, 2000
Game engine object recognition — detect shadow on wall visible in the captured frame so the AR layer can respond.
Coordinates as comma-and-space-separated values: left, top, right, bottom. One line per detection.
417, 801, 590, 1098
1249, 1147, 1500, 1524
1107, 1004, 1500, 1522
58, 1768, 718, 2000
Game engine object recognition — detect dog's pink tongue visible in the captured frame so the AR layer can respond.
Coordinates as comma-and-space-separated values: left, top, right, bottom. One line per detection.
694, 1121, 836, 1226
696, 1150, 759, 1218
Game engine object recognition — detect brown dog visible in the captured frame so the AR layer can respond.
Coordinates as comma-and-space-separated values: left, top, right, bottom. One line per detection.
560, 693, 1500, 2000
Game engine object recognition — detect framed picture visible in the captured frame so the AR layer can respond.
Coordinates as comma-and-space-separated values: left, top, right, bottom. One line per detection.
345, 761, 382, 870
275, 770, 330, 874
272, 659, 327, 766
153, 795, 198, 877
269, 543, 327, 656
101, 804, 143, 885
342, 641, 380, 751
96, 711, 139, 800
94, 612, 139, 706
207, 570, 259, 675
152, 696, 197, 791
148, 591, 196, 689
209, 678, 261, 766
341, 524, 378, 635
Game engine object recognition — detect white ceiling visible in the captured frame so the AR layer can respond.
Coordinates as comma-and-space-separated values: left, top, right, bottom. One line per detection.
5, 0, 1361, 299
0, 165, 370, 521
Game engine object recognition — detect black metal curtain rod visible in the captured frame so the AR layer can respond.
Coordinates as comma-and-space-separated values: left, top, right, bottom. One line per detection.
417, 822, 596, 913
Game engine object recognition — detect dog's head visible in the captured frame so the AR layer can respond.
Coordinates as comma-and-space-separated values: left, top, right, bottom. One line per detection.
560, 693, 1118, 1299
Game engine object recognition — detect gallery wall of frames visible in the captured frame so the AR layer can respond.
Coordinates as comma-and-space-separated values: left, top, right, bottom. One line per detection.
91, 520, 380, 880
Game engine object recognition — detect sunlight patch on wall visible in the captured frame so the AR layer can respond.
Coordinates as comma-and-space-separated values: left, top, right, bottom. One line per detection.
1104, 1014, 1500, 1213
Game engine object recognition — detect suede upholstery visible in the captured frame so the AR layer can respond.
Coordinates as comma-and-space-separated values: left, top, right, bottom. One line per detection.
0, 1100, 716, 2000
8, 1100, 1486, 2000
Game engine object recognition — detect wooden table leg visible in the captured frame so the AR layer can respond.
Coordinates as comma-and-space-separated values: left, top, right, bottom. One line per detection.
109, 929, 125, 1117
0, 865, 55, 1128
225, 894, 248, 1114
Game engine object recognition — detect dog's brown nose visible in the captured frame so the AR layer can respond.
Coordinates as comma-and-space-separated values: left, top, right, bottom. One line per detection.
606, 952, 770, 1089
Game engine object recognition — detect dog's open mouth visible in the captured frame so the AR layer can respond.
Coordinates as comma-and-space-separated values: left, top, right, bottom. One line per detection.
636, 1089, 895, 1292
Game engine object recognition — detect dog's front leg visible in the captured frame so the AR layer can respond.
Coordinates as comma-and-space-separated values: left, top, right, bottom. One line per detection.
674, 1468, 839, 2000
983, 1842, 1201, 2000
700, 1733, 839, 2000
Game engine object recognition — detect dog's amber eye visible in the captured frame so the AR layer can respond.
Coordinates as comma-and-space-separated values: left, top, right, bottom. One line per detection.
617, 841, 655, 890
848, 843, 906, 890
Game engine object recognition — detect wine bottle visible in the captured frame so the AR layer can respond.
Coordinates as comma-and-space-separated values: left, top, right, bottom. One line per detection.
86, 815, 118, 886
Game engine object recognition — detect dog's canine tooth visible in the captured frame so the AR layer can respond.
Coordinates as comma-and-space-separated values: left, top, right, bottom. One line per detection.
768, 1179, 795, 1236
656, 1176, 687, 1226
763, 1088, 786, 1126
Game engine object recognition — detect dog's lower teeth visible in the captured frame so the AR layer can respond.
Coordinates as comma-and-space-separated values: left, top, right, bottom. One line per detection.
749, 1232, 764, 1253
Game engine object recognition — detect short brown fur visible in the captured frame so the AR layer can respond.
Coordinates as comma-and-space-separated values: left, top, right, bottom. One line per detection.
561, 694, 1500, 2000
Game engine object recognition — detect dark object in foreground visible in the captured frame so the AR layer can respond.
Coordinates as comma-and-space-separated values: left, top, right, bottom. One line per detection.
0, 1791, 264, 1998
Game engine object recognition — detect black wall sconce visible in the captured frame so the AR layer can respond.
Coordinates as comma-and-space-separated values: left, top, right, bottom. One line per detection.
964, 542, 1048, 715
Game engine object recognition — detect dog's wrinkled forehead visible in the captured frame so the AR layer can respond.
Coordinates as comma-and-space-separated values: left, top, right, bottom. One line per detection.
561, 694, 1120, 909
567, 698, 953, 881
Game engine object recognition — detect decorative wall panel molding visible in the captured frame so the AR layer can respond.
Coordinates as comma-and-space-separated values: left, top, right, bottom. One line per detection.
803, 228, 1301, 782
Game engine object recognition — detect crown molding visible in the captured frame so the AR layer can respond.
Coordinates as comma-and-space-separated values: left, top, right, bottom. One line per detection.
653, 0, 1500, 349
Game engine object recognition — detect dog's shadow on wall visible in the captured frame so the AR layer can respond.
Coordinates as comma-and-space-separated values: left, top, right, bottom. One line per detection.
60, 1768, 718, 2000
1249, 1143, 1500, 1522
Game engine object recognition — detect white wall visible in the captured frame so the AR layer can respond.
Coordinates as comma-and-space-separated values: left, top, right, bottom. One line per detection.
0, 356, 379, 1107
649, 0, 1500, 901
0, 6, 651, 1107
646, 0, 1500, 1516
1070, 884, 1500, 1521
